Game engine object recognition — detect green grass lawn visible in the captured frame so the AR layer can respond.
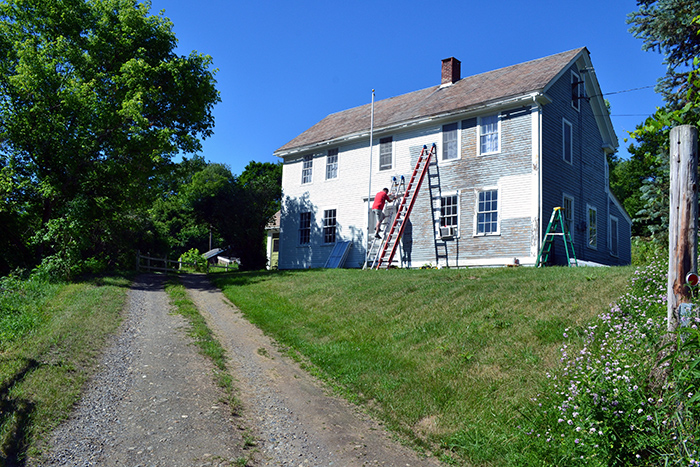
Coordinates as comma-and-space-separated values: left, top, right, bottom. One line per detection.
212, 265, 635, 466
0, 275, 130, 464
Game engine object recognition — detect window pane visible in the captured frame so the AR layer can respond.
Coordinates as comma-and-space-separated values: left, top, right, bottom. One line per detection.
326, 149, 338, 180
480, 115, 499, 154
477, 190, 498, 235
442, 123, 458, 160
323, 209, 336, 244
299, 212, 311, 244
379, 137, 392, 170
302, 155, 313, 184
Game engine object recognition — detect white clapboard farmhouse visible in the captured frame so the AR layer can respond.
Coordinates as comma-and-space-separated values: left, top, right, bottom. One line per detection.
273, 48, 632, 269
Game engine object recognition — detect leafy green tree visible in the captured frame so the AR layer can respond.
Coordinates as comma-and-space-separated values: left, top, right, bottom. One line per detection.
629, 0, 700, 110
626, 5, 700, 241
0, 0, 219, 277
188, 161, 282, 271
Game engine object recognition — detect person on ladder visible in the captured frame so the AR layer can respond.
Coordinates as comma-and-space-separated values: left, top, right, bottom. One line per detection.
372, 188, 395, 239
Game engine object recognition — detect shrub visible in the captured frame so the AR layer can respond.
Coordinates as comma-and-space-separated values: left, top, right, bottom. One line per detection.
520, 256, 700, 466
178, 248, 206, 273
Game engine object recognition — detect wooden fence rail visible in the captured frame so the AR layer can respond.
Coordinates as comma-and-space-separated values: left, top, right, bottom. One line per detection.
136, 251, 237, 273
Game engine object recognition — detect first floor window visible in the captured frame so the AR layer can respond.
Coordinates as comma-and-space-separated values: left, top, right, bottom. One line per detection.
563, 119, 573, 164
479, 114, 499, 154
326, 148, 338, 180
440, 195, 458, 227
610, 216, 619, 257
379, 137, 392, 170
442, 123, 458, 160
563, 195, 574, 241
302, 155, 313, 184
477, 189, 498, 235
587, 205, 597, 249
299, 212, 311, 244
272, 238, 280, 252
323, 209, 336, 243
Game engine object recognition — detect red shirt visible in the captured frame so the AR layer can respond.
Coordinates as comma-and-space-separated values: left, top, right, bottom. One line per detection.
372, 191, 390, 210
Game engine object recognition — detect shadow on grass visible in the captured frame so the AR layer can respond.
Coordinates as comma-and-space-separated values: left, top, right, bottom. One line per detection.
0, 358, 40, 467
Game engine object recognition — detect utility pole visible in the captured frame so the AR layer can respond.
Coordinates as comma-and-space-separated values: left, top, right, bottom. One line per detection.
667, 125, 698, 332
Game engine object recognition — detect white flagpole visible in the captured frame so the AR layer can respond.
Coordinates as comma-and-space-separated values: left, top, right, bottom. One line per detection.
367, 89, 375, 229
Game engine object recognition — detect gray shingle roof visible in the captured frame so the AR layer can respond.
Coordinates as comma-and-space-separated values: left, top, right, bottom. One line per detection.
275, 48, 585, 155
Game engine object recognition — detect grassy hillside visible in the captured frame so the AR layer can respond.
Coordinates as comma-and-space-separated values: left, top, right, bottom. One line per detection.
212, 265, 635, 465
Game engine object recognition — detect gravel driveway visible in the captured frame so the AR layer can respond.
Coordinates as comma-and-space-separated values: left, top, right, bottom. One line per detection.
32, 274, 440, 467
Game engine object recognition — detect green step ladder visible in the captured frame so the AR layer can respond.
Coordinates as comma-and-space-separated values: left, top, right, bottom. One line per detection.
536, 207, 577, 267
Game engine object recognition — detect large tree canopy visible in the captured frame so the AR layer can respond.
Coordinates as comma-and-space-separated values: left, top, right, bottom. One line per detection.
629, 0, 700, 109
0, 0, 219, 276
187, 161, 282, 271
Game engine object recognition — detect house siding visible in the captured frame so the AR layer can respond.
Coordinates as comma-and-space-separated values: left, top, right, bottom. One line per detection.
540, 64, 631, 265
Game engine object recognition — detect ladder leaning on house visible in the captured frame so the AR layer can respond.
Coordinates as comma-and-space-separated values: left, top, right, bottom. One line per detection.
536, 206, 578, 267
371, 143, 436, 270
363, 176, 403, 269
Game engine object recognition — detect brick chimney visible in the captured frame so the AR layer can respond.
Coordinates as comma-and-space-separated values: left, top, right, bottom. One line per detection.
441, 57, 461, 85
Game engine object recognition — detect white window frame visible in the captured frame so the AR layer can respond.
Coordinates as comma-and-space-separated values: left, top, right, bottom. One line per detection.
474, 187, 499, 236
587, 204, 597, 250
326, 148, 338, 180
438, 192, 459, 238
301, 155, 313, 184
299, 212, 312, 245
478, 114, 500, 155
442, 122, 460, 161
609, 215, 619, 257
563, 194, 575, 242
322, 208, 337, 244
562, 118, 573, 165
571, 70, 581, 111
379, 136, 393, 171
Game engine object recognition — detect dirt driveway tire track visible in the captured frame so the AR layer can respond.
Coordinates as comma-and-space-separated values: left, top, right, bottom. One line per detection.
181, 274, 440, 467
31, 274, 246, 467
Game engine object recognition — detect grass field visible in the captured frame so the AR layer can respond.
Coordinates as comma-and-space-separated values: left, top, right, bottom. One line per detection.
212, 265, 636, 465
0, 275, 129, 464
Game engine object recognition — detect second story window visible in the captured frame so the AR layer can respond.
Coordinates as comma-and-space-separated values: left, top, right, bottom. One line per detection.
301, 155, 313, 184
479, 114, 499, 155
563, 119, 573, 164
326, 148, 338, 180
379, 137, 392, 170
571, 70, 582, 111
442, 123, 458, 160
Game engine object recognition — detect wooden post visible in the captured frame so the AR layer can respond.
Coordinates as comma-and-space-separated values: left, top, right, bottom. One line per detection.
667, 125, 698, 332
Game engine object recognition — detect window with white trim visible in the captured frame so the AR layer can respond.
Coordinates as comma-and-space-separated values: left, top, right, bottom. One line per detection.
301, 155, 313, 184
563, 118, 573, 164
587, 205, 597, 249
442, 122, 459, 160
476, 189, 498, 235
326, 148, 338, 180
479, 114, 499, 154
563, 195, 574, 241
379, 137, 392, 170
571, 70, 581, 111
323, 209, 336, 244
299, 212, 311, 245
440, 194, 458, 228
610, 215, 619, 257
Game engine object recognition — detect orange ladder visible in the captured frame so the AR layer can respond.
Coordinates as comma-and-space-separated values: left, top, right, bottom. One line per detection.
373, 144, 436, 269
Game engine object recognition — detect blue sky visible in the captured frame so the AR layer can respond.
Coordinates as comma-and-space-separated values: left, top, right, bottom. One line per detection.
147, 0, 668, 176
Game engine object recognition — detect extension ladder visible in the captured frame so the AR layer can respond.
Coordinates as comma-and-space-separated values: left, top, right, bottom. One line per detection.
536, 207, 577, 267
372, 144, 436, 269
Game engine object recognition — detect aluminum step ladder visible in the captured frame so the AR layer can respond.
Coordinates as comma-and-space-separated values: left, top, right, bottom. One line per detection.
536, 206, 577, 267
363, 176, 404, 269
